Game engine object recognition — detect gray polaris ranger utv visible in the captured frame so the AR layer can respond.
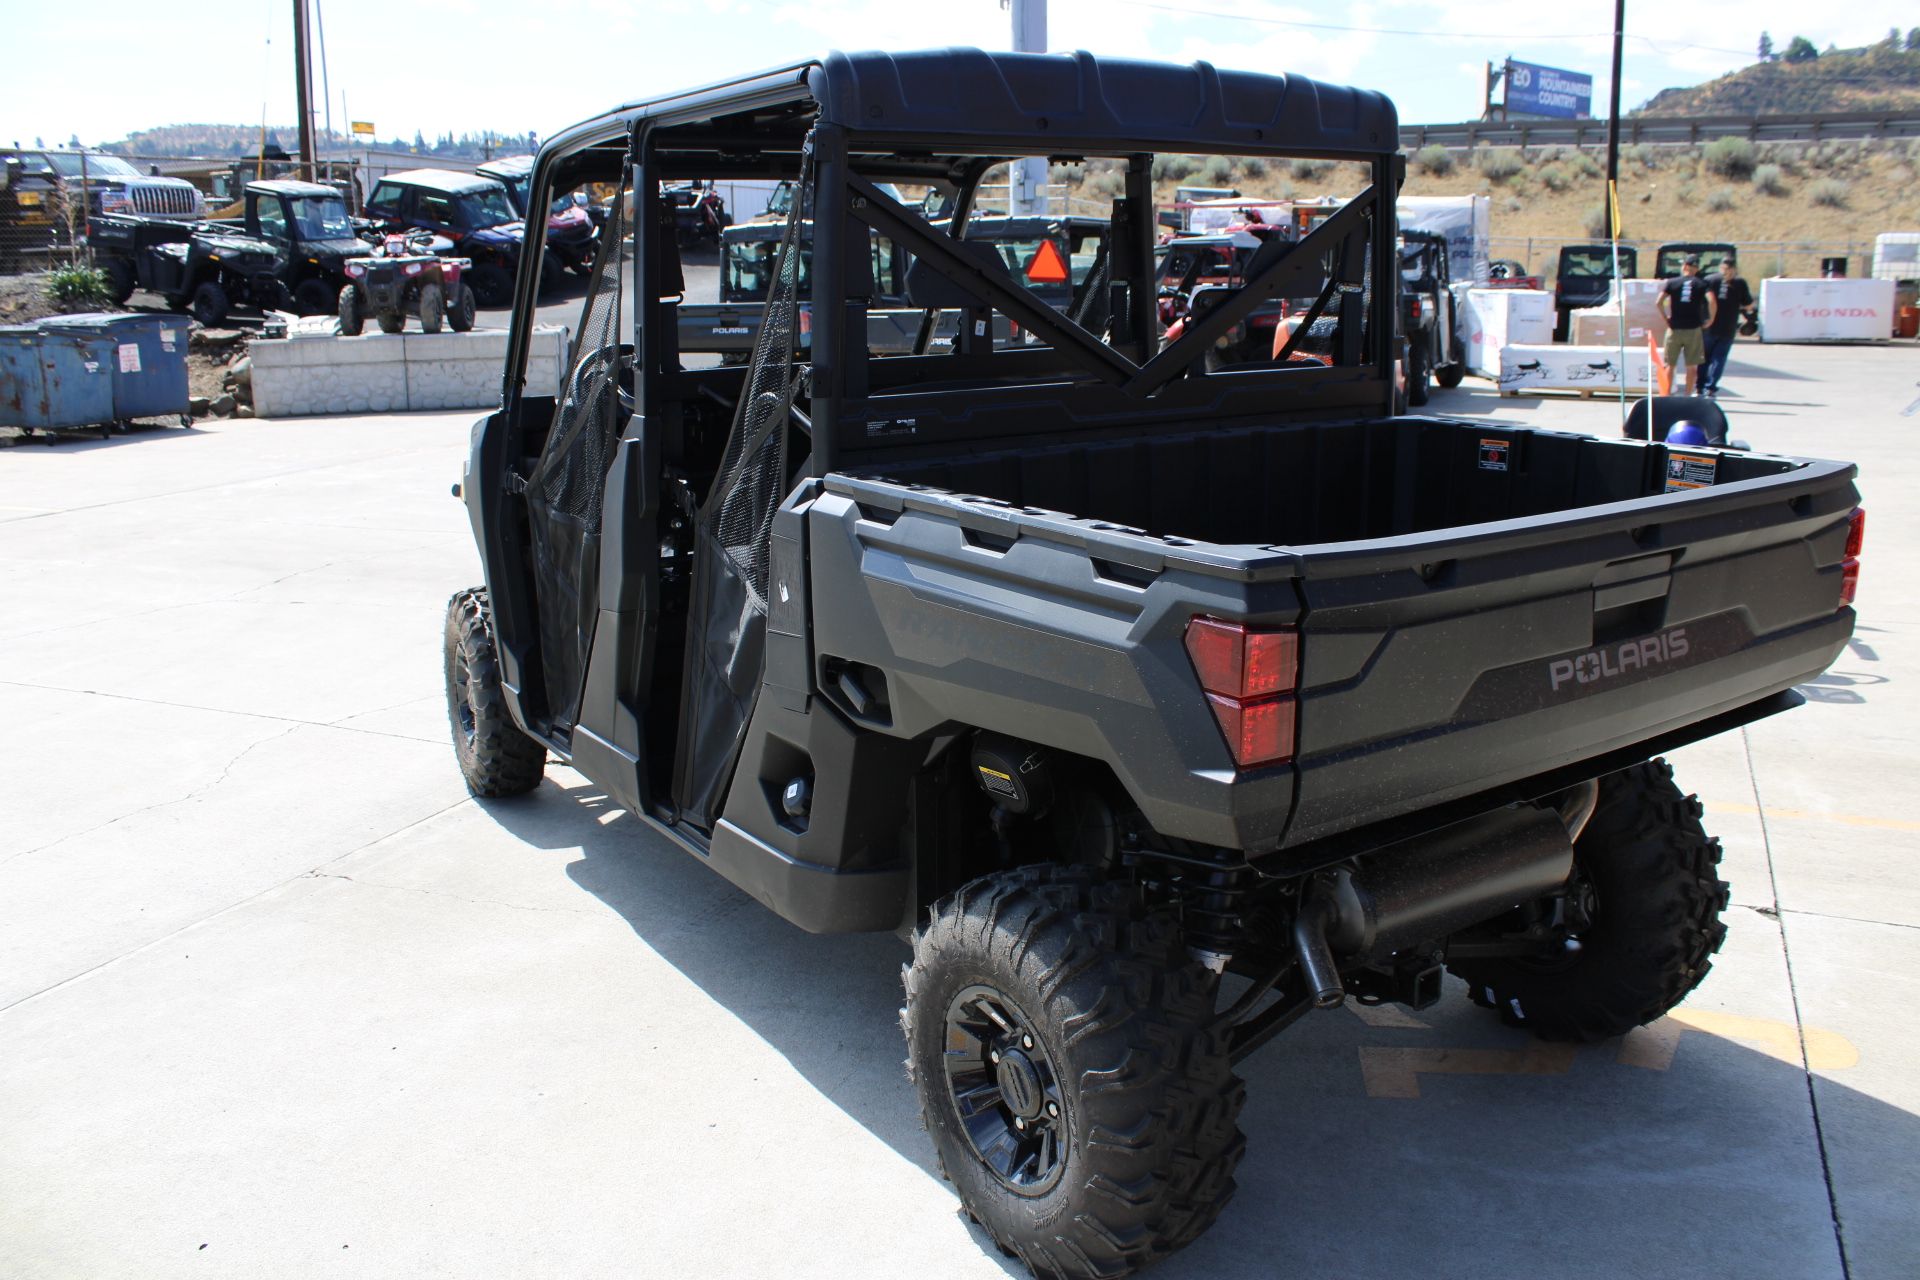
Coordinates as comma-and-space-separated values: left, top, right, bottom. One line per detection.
446, 49, 1862, 1279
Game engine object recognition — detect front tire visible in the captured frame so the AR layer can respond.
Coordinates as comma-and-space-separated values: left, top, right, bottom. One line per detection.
468, 264, 511, 308
446, 283, 476, 332
1449, 759, 1730, 1041
102, 258, 136, 304
417, 282, 444, 333
903, 865, 1245, 1279
443, 588, 546, 798
293, 278, 337, 316
1434, 360, 1465, 389
337, 284, 364, 336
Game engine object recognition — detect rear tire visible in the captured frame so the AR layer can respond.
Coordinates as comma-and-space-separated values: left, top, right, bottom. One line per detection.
1435, 361, 1465, 389
376, 310, 406, 335
190, 281, 230, 327
1449, 759, 1730, 1042
903, 865, 1245, 1279
417, 282, 444, 333
443, 588, 546, 798
1407, 339, 1431, 406
337, 284, 364, 336
447, 283, 476, 332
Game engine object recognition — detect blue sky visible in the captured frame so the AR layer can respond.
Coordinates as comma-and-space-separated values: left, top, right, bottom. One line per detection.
2, 1, 1908, 148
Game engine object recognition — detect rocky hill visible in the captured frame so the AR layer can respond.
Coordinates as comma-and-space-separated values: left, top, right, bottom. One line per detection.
1640, 41, 1920, 116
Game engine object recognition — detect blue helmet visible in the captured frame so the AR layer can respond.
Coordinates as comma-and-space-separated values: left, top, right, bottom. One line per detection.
1666, 421, 1710, 446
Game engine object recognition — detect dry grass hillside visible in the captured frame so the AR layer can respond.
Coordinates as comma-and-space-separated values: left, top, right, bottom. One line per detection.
1053, 137, 1920, 278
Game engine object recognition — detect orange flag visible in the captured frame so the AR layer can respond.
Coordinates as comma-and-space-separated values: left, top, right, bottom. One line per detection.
1648, 329, 1671, 395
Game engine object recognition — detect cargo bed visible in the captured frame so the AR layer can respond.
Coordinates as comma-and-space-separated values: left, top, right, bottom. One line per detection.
820, 416, 1858, 857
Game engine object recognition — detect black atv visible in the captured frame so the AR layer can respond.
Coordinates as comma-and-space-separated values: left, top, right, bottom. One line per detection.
89, 213, 282, 326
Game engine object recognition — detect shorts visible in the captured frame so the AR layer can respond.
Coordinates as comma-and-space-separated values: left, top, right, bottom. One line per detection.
1664, 326, 1705, 369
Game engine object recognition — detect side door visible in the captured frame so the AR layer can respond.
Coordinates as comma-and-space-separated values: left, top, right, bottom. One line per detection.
251, 192, 295, 277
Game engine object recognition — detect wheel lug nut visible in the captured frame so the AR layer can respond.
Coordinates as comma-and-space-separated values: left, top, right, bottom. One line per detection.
989, 1049, 1000, 1063
1014, 1116, 1026, 1129
1046, 1101, 1059, 1118
1022, 1034, 1034, 1050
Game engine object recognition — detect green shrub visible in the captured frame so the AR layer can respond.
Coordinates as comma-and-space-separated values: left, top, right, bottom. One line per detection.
1239, 156, 1268, 179
1085, 170, 1125, 198
1416, 144, 1454, 175
1569, 151, 1603, 179
46, 264, 112, 310
1752, 163, 1786, 195
1808, 177, 1850, 208
1199, 154, 1237, 185
1538, 163, 1573, 193
1706, 187, 1737, 212
1503, 194, 1525, 213
1676, 181, 1697, 204
1290, 157, 1330, 181
1151, 154, 1200, 182
1703, 136, 1757, 179
1584, 205, 1612, 238
1477, 148, 1524, 182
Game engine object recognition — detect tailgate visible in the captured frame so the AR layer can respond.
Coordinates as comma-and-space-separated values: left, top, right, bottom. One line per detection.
1284, 453, 1858, 847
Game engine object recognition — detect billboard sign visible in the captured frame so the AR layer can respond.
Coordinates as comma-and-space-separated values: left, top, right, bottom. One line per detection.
1506, 60, 1592, 119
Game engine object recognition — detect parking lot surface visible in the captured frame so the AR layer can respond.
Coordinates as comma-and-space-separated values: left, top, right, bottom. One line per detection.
2, 343, 1915, 1279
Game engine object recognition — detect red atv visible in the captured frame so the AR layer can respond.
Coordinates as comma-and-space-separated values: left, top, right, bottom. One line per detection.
338, 231, 478, 335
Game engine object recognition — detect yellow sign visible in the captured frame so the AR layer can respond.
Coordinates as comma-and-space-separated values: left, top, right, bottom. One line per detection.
350, 121, 376, 138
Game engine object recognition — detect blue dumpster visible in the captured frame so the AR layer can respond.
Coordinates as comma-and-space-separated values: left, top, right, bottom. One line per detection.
0, 325, 117, 437
39, 312, 191, 425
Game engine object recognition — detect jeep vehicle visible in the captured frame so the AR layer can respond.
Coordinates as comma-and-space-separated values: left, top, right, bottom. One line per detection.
366, 168, 537, 306
446, 50, 1861, 1278
476, 155, 599, 276
205, 180, 366, 315
1555, 242, 1640, 339
87, 213, 281, 326
1398, 228, 1464, 403
1655, 241, 1735, 279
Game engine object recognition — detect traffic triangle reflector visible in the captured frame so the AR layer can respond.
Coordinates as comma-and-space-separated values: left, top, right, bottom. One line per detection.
1025, 239, 1070, 284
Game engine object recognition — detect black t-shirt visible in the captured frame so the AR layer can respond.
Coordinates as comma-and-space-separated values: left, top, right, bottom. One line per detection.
1706, 274, 1754, 336
1663, 275, 1711, 329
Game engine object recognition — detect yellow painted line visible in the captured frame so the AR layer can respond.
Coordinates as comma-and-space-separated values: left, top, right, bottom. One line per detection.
1618, 1009, 1859, 1072
1359, 1045, 1577, 1098
1704, 801, 1920, 834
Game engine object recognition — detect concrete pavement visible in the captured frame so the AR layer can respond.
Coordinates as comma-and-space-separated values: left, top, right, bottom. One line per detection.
2, 342, 1915, 1278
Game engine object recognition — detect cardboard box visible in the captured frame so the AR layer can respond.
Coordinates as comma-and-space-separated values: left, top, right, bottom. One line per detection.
1759, 277, 1896, 342
1461, 287, 1555, 375
1569, 311, 1660, 347
1498, 344, 1654, 395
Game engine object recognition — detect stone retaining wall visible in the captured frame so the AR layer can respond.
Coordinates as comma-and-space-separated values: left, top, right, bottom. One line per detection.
250, 327, 567, 417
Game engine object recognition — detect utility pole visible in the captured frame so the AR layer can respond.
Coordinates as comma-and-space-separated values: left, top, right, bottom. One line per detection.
1604, 0, 1624, 239
1008, 0, 1048, 216
293, 0, 316, 182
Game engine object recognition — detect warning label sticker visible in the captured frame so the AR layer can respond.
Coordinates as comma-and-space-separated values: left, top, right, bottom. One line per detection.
977, 766, 1019, 799
1664, 450, 1718, 492
1478, 438, 1510, 472
118, 343, 141, 374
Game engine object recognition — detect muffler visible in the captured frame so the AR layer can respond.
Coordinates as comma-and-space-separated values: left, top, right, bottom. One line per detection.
1290, 804, 1575, 1006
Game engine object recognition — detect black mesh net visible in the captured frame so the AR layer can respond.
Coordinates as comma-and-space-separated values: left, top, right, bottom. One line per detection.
674, 163, 810, 828
524, 179, 629, 731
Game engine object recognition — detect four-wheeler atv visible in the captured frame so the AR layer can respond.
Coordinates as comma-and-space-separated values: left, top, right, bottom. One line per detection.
365, 168, 548, 308
338, 230, 477, 335
88, 212, 283, 326
448, 49, 1862, 1280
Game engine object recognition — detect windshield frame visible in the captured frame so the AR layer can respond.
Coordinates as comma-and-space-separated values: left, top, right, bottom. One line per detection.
456, 186, 519, 230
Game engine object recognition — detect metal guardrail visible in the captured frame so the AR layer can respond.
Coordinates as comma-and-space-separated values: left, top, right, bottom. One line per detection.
1403, 110, 1920, 150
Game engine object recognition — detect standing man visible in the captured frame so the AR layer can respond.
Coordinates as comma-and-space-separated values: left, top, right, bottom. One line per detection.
1659, 254, 1717, 394
1700, 256, 1755, 397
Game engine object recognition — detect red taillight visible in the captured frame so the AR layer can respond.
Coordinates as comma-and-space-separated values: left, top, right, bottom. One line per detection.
1839, 507, 1865, 608
1185, 616, 1299, 768
1409, 297, 1422, 320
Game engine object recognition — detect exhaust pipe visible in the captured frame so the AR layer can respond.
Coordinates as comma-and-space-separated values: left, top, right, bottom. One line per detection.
1288, 804, 1576, 1001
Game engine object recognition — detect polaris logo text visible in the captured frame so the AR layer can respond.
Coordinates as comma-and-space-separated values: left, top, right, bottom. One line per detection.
1548, 628, 1690, 692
